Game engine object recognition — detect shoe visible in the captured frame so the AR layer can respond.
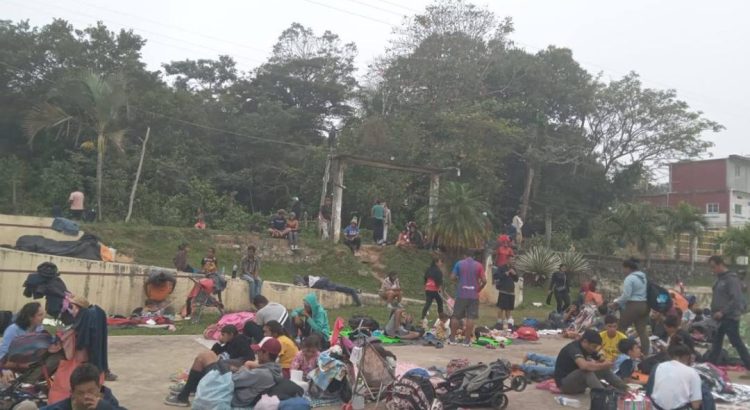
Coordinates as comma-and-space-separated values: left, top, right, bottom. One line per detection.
463, 341, 473, 348
164, 395, 189, 407
183, 316, 191, 321
104, 371, 118, 382
447, 337, 458, 345
169, 382, 186, 394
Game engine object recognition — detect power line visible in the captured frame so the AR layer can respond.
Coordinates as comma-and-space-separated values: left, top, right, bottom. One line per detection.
343, 0, 407, 17
300, 0, 395, 26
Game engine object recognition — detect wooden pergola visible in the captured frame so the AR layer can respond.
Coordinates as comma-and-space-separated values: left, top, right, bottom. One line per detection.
321, 154, 453, 242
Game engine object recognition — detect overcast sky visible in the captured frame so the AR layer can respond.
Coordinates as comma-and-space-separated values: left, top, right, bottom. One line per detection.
2, 0, 748, 160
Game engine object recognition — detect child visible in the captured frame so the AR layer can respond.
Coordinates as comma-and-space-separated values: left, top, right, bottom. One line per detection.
263, 320, 299, 379
432, 312, 451, 341
290, 334, 321, 380
599, 315, 628, 361
380, 272, 402, 307
44, 363, 126, 409
614, 338, 642, 382
201, 247, 218, 274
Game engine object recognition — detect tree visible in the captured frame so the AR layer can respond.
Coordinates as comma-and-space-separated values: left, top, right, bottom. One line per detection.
24, 71, 127, 219
602, 202, 665, 266
430, 182, 490, 251
719, 225, 750, 264
586, 73, 723, 176
661, 202, 707, 264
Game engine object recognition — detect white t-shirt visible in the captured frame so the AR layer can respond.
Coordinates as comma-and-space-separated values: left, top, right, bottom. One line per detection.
651, 360, 702, 410
307, 275, 321, 287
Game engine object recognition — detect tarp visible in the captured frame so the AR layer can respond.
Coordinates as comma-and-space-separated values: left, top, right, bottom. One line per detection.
15, 234, 102, 260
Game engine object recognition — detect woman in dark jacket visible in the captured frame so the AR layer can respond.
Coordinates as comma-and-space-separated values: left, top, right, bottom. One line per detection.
421, 254, 445, 324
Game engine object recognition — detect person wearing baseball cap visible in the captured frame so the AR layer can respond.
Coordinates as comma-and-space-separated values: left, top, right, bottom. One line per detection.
554, 328, 628, 394
232, 337, 283, 408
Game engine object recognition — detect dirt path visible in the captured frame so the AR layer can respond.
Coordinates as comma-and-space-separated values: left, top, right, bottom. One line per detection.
105, 335, 745, 409
357, 244, 386, 281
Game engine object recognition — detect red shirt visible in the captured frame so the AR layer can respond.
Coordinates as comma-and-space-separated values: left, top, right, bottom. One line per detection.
495, 245, 514, 267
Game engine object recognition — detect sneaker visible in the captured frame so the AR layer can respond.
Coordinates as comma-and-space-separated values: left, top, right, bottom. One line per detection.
164, 395, 189, 407
183, 316, 191, 321
104, 371, 118, 382
463, 342, 473, 348
169, 382, 186, 394
447, 337, 458, 345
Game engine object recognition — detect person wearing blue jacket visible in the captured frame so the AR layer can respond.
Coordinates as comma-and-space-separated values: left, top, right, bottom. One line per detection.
611, 258, 650, 355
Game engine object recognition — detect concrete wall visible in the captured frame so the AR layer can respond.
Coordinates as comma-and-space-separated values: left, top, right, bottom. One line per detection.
0, 214, 83, 246
0, 248, 363, 316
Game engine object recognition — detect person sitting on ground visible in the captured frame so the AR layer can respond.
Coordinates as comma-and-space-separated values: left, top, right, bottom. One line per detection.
41, 363, 125, 410
517, 352, 557, 380
291, 334, 321, 379
431, 312, 451, 341
640, 314, 697, 375
263, 320, 298, 379
1, 302, 53, 385
232, 337, 283, 408
165, 325, 253, 407
395, 228, 411, 248
599, 315, 628, 362
194, 208, 207, 230
646, 336, 703, 410
243, 296, 290, 344
554, 329, 628, 394
268, 210, 288, 238
406, 221, 424, 249
379, 272, 402, 308
613, 339, 642, 383
385, 307, 421, 340
172, 243, 194, 273
342, 219, 362, 254
291, 293, 331, 347
584, 280, 604, 307
286, 212, 300, 250
592, 303, 611, 331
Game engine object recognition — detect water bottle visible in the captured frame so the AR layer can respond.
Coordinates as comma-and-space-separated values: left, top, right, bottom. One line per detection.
554, 396, 581, 407
231, 264, 238, 279
221, 266, 225, 276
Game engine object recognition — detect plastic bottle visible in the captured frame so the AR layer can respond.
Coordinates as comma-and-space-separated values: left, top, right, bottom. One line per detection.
231, 264, 238, 279
554, 396, 581, 407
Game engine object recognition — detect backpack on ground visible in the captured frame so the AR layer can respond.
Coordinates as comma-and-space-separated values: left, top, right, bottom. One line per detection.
386, 374, 442, 410
589, 388, 620, 410
516, 326, 539, 341
348, 315, 380, 331
638, 273, 673, 313
193, 363, 234, 410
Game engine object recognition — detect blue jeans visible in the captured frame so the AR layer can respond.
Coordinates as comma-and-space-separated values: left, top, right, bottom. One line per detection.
241, 274, 263, 301
520, 353, 555, 377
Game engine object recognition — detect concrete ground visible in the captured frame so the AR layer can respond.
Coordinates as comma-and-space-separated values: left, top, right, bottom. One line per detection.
106, 334, 580, 409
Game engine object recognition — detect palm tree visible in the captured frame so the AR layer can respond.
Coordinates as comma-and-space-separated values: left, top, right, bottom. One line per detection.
430, 182, 490, 252
661, 202, 708, 264
24, 71, 127, 220
603, 202, 665, 267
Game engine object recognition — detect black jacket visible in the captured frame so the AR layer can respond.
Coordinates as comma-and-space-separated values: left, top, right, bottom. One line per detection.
23, 268, 68, 318
211, 334, 254, 361
74, 305, 109, 372
549, 271, 569, 293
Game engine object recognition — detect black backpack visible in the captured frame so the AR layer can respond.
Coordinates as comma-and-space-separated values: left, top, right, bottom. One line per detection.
638, 273, 673, 313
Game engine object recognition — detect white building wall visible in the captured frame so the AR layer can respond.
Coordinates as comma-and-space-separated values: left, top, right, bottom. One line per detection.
729, 190, 750, 227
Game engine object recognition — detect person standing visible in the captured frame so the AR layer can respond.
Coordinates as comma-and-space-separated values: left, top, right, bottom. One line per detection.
68, 187, 85, 220
705, 255, 750, 379
494, 261, 519, 330
511, 211, 524, 244
421, 254, 445, 327
371, 200, 386, 245
240, 246, 262, 301
382, 202, 392, 246
549, 264, 571, 313
449, 249, 487, 346
612, 258, 650, 355
318, 197, 332, 240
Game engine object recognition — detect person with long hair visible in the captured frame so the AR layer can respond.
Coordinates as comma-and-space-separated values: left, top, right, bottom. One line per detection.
0, 302, 46, 383
263, 320, 298, 379
421, 254, 445, 327
646, 336, 703, 410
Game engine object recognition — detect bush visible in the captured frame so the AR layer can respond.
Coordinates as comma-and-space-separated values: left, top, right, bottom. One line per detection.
515, 246, 560, 287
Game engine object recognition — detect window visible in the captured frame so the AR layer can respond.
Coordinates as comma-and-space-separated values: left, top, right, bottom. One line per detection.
707, 203, 720, 213
736, 165, 742, 177
736, 204, 743, 215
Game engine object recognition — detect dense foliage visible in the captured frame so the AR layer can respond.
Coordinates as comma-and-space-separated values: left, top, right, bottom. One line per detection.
0, 0, 721, 249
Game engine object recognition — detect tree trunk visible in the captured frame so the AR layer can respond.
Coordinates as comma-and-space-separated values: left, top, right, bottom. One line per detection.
96, 133, 104, 221
520, 162, 535, 220
675, 234, 681, 264
545, 208, 552, 248
11, 179, 17, 212
125, 127, 150, 223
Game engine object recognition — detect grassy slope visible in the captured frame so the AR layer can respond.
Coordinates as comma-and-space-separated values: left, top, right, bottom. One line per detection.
83, 223, 553, 335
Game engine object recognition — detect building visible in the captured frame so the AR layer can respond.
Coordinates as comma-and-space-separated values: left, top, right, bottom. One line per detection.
639, 155, 750, 228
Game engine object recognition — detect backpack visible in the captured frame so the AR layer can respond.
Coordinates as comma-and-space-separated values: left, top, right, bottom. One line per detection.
193, 365, 234, 410
516, 326, 539, 341
2, 331, 54, 365
278, 397, 311, 410
386, 375, 442, 410
638, 273, 673, 313
203, 312, 255, 340
589, 388, 620, 410
348, 315, 380, 331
